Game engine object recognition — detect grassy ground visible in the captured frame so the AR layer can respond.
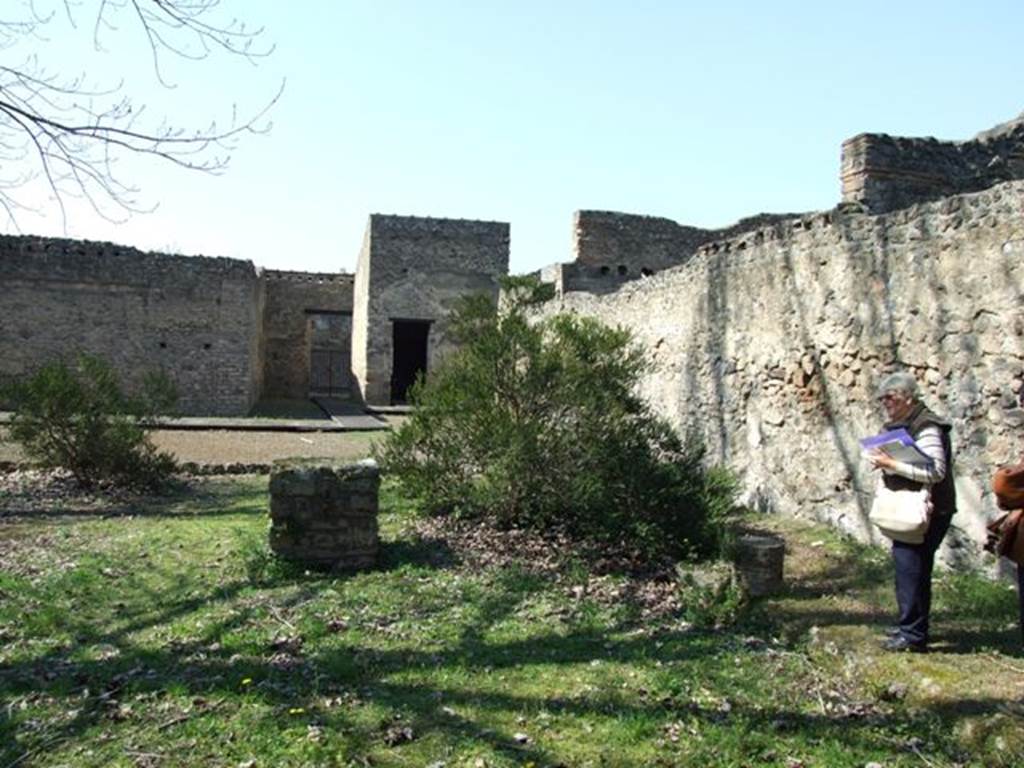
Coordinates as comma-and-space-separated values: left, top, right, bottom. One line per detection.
1, 478, 1022, 768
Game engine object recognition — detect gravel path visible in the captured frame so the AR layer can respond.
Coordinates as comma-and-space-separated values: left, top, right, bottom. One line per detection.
0, 426, 392, 466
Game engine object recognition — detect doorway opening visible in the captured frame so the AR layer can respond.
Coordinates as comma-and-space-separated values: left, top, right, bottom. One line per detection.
390, 319, 430, 404
307, 311, 353, 397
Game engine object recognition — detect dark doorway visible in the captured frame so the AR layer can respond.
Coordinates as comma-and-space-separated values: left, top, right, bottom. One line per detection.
391, 320, 430, 404
308, 312, 353, 397
310, 349, 350, 395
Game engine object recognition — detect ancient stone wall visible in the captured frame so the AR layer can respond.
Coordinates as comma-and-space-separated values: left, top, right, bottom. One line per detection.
0, 235, 264, 415
557, 211, 797, 295
536, 181, 1024, 569
262, 270, 354, 399
352, 214, 510, 404
841, 119, 1024, 214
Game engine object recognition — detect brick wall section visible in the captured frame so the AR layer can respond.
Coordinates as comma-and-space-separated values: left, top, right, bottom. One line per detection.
535, 180, 1024, 570
261, 270, 354, 399
352, 214, 510, 404
841, 120, 1024, 214
268, 458, 380, 570
0, 235, 264, 415
559, 211, 798, 295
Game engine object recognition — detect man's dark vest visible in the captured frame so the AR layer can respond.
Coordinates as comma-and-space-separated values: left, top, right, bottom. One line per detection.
883, 402, 957, 516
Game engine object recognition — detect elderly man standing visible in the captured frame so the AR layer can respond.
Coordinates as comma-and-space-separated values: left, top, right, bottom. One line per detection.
867, 371, 957, 653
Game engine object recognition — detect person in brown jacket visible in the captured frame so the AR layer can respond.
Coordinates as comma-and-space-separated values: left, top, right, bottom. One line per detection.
990, 465, 1024, 645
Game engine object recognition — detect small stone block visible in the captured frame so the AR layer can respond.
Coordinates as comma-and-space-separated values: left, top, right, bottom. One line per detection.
267, 459, 381, 571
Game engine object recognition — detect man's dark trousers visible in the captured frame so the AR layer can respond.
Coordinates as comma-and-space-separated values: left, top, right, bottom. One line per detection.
892, 513, 953, 646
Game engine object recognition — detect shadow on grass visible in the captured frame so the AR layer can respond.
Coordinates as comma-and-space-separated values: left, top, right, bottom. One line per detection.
4, 540, 1021, 768
3, 486, 1022, 765
376, 536, 457, 572
754, 528, 1024, 656
2, 595, 1007, 767
0, 478, 267, 521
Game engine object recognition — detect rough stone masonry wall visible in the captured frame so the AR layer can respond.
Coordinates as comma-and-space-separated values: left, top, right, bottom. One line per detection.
352, 214, 510, 404
555, 211, 798, 296
262, 270, 354, 399
538, 180, 1024, 571
268, 458, 380, 570
0, 236, 264, 415
841, 117, 1024, 214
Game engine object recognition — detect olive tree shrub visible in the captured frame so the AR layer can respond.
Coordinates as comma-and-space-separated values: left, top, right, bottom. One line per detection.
377, 281, 736, 561
2, 354, 178, 489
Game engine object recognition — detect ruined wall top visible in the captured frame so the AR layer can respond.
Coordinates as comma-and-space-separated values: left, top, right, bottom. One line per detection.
264, 268, 354, 284
554, 209, 799, 295
840, 112, 1024, 214
572, 211, 710, 270
369, 213, 510, 246
362, 213, 510, 284
0, 234, 257, 282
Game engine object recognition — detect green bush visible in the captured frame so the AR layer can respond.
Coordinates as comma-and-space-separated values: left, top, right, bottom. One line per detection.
2, 354, 178, 489
376, 280, 736, 561
675, 562, 747, 627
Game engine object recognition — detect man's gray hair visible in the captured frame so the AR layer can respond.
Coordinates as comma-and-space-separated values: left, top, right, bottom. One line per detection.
877, 371, 919, 400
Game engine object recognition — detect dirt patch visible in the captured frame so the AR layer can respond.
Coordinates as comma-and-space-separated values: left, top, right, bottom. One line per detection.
0, 427, 389, 468
149, 429, 383, 464
412, 515, 684, 621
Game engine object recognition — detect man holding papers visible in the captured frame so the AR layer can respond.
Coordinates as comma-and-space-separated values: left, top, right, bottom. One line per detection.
865, 371, 957, 653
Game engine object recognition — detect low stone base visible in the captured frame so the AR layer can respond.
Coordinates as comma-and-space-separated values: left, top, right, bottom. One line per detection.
268, 458, 380, 570
733, 533, 785, 596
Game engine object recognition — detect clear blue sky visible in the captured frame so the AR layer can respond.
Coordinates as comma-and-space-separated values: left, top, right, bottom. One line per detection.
6, 1, 1024, 274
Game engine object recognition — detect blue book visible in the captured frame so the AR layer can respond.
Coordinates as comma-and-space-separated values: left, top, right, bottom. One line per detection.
859, 428, 933, 467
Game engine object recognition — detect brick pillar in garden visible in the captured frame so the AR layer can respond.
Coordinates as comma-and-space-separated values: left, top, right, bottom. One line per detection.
268, 458, 380, 570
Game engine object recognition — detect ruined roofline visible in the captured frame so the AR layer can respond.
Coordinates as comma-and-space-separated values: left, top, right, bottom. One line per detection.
574, 209, 699, 227
840, 110, 1024, 214
554, 177, 1024, 296
367, 212, 510, 239
0, 232, 257, 276
566, 209, 803, 273
572, 209, 805, 244
843, 110, 1024, 147
369, 212, 509, 227
693, 177, 1024, 260
263, 268, 354, 283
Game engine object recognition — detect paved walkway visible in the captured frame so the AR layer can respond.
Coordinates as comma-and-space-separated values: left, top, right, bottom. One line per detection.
312, 397, 393, 430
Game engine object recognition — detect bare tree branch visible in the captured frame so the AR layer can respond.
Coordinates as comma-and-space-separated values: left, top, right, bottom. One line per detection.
0, 0, 278, 229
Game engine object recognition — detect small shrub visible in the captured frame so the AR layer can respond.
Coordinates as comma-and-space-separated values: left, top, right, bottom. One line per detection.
238, 528, 307, 585
675, 561, 747, 627
376, 278, 737, 561
2, 354, 178, 489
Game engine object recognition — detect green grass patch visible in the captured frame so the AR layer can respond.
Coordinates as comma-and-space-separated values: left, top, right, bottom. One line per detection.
0, 478, 1021, 767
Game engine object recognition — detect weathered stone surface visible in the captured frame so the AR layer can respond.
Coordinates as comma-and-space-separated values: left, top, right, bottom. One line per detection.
534, 177, 1024, 569
351, 215, 510, 405
268, 458, 380, 570
261, 270, 354, 399
541, 211, 799, 296
841, 120, 1024, 214
0, 237, 265, 415
733, 534, 785, 597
